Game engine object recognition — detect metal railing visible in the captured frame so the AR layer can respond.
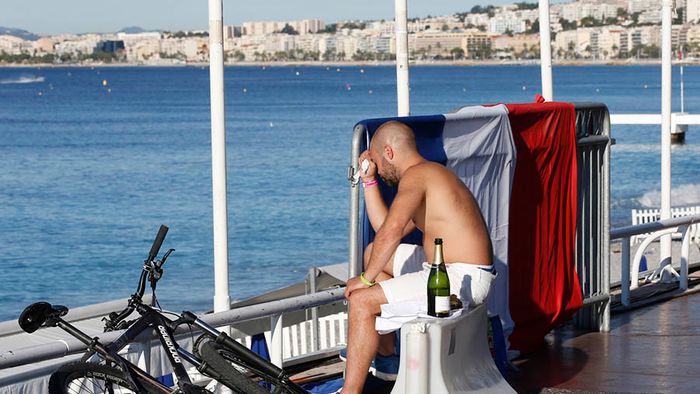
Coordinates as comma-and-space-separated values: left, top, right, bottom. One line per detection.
611, 214, 700, 307
572, 103, 612, 333
0, 288, 345, 370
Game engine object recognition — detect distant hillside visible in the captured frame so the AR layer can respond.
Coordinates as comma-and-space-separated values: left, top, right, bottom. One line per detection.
0, 26, 40, 40
118, 26, 149, 34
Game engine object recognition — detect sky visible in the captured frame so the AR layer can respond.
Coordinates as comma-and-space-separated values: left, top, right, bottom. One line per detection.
1, 0, 517, 35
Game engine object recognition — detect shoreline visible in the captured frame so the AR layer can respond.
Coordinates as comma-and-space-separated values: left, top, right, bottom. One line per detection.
2, 59, 698, 68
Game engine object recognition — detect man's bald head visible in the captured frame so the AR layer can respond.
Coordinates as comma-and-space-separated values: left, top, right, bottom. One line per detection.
371, 121, 418, 155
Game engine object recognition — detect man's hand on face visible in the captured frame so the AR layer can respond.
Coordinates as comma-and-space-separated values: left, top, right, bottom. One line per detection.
345, 275, 370, 299
359, 150, 377, 182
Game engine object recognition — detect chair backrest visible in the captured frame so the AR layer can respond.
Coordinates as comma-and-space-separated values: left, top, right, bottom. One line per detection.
354, 105, 517, 334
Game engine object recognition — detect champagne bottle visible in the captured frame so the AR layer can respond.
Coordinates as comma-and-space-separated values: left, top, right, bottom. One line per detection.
427, 238, 450, 317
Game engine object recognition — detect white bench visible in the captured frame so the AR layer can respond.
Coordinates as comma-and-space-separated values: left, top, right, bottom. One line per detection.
391, 304, 515, 394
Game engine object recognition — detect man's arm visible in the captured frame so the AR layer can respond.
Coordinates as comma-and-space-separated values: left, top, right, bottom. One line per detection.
363, 173, 424, 282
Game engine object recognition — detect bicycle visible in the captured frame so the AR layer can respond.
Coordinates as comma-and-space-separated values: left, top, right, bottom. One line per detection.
19, 225, 308, 394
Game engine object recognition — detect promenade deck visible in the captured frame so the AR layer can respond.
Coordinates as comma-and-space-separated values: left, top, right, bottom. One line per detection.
509, 288, 700, 393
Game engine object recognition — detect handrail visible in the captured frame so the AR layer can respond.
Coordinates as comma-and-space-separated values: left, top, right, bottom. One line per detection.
610, 113, 700, 125
610, 214, 700, 240
611, 214, 700, 306
0, 296, 151, 338
0, 288, 345, 370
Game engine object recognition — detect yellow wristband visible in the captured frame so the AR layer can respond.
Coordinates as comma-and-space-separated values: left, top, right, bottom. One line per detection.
359, 272, 376, 287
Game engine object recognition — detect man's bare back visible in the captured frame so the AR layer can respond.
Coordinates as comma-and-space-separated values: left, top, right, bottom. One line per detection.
400, 161, 493, 265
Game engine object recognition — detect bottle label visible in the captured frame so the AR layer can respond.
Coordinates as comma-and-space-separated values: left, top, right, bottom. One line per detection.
435, 296, 450, 314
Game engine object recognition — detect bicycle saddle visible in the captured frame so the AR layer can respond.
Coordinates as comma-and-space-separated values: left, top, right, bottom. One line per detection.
18, 302, 68, 333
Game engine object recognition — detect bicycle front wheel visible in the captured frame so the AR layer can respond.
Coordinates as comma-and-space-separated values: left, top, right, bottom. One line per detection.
48, 362, 166, 394
196, 338, 307, 394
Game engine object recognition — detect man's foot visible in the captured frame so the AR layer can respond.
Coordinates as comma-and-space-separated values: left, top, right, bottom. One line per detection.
338, 348, 399, 381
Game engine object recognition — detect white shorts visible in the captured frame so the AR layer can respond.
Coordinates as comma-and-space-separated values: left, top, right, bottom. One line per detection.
378, 243, 496, 307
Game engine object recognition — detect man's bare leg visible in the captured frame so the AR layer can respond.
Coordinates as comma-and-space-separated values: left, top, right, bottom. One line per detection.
342, 285, 387, 393
363, 243, 396, 357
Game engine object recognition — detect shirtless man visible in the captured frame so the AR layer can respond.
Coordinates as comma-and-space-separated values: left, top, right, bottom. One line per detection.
342, 121, 494, 393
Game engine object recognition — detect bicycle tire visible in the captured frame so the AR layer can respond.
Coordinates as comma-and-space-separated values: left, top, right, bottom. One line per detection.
48, 362, 146, 394
197, 338, 307, 394
198, 340, 270, 394
49, 361, 213, 394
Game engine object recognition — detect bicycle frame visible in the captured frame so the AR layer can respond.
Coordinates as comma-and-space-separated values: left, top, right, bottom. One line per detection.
103, 303, 202, 390
49, 312, 175, 393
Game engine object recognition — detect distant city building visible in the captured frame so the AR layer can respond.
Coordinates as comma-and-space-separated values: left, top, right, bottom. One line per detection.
488, 9, 537, 34
554, 0, 620, 22
686, 24, 700, 47
410, 31, 490, 57
95, 40, 125, 54
628, 0, 658, 14
54, 34, 104, 57
33, 37, 58, 54
688, 0, 700, 23
242, 19, 325, 36
463, 13, 490, 29
493, 33, 540, 55
590, 26, 625, 59
0, 35, 31, 55
554, 28, 594, 57
224, 25, 242, 39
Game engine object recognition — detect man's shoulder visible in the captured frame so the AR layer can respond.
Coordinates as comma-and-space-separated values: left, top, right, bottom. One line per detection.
405, 161, 447, 178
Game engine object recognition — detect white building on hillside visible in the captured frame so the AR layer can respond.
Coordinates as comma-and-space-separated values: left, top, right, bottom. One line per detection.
242, 19, 324, 36
463, 13, 490, 28
687, 0, 700, 23
555, 0, 621, 22
0, 35, 31, 55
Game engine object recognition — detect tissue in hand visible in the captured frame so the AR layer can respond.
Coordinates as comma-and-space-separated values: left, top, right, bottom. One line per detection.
353, 159, 370, 183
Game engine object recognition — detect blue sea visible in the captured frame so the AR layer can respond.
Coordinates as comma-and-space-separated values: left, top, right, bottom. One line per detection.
1, 65, 699, 322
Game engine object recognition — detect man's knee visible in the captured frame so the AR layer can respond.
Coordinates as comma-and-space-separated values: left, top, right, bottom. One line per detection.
348, 287, 384, 316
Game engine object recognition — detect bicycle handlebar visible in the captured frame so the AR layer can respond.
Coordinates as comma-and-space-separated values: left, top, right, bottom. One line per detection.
105, 225, 169, 331
147, 225, 169, 263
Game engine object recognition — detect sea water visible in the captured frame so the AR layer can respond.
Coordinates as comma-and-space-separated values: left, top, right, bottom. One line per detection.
0, 65, 698, 321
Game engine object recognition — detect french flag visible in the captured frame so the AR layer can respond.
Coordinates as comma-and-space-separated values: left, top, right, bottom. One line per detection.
358, 102, 582, 353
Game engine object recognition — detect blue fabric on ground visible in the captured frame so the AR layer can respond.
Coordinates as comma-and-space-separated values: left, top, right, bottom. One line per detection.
156, 373, 174, 387
490, 315, 509, 377
251, 333, 271, 361
303, 375, 395, 393
303, 377, 344, 393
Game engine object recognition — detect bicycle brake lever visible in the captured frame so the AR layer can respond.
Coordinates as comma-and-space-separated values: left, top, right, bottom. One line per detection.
158, 248, 175, 267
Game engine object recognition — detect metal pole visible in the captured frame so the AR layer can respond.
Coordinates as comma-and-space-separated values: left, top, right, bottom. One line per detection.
621, 237, 630, 306
680, 226, 690, 290
349, 126, 365, 279
395, 0, 410, 116
209, 0, 231, 313
680, 55, 685, 113
270, 314, 284, 367
308, 267, 319, 352
660, 0, 673, 267
538, 0, 553, 101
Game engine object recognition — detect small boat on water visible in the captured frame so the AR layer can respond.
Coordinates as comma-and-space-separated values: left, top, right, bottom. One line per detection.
2, 0, 700, 393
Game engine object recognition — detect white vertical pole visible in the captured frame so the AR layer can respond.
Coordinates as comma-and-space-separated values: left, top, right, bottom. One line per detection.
209, 0, 231, 313
660, 0, 673, 266
395, 0, 411, 116
270, 314, 284, 367
680, 57, 685, 113
538, 0, 553, 101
